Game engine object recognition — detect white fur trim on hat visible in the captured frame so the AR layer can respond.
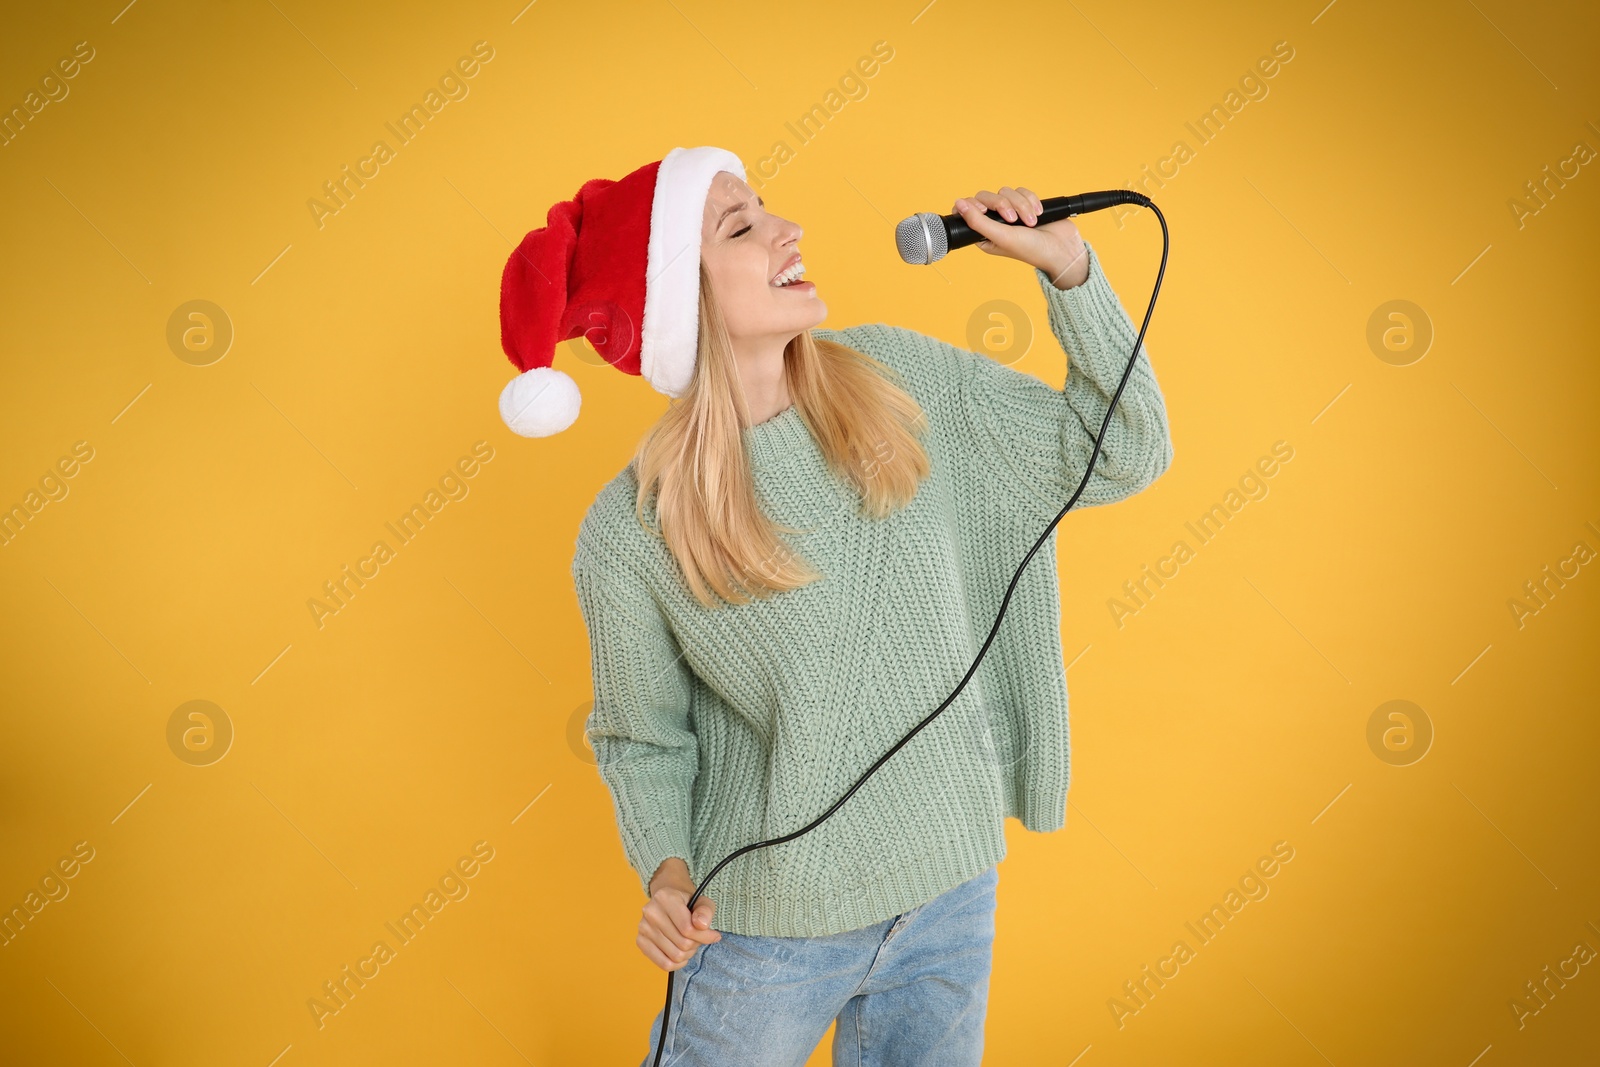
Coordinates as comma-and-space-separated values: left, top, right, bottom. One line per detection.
640, 146, 747, 398
500, 366, 581, 438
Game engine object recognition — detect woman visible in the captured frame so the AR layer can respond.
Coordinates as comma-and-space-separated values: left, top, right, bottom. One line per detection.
497, 146, 1173, 1065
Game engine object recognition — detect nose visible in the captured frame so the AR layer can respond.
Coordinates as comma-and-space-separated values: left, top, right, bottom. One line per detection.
774, 216, 802, 246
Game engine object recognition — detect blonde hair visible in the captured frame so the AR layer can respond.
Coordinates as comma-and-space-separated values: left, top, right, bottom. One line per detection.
629, 261, 931, 608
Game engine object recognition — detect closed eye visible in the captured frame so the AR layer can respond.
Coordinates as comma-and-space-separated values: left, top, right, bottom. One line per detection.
728, 196, 763, 239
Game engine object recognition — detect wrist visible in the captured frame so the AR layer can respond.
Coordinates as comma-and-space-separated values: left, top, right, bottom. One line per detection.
1042, 243, 1090, 290
650, 856, 691, 894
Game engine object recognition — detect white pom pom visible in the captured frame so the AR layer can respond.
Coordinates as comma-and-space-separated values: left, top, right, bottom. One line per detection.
499, 366, 581, 437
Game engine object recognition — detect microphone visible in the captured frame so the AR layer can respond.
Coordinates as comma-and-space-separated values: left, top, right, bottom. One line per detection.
895, 189, 1153, 265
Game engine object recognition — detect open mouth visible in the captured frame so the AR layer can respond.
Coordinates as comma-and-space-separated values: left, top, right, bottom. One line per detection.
771, 257, 808, 288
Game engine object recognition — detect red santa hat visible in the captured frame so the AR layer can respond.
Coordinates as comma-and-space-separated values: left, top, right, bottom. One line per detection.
497, 145, 747, 437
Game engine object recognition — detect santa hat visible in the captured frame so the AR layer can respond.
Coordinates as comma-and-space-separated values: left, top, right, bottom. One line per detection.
497, 145, 747, 437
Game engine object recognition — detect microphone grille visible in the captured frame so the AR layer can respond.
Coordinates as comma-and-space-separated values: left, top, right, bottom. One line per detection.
895, 212, 948, 265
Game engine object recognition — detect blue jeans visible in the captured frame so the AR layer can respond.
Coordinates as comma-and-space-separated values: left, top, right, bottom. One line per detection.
639, 864, 999, 1066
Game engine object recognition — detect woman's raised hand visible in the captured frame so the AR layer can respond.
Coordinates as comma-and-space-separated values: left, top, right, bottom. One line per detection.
954, 186, 1090, 289
640, 857, 722, 972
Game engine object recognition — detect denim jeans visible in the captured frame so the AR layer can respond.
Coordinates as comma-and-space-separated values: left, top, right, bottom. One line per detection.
639, 864, 999, 1067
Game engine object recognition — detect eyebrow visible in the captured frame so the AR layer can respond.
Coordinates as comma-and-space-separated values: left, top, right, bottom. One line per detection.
717, 195, 765, 232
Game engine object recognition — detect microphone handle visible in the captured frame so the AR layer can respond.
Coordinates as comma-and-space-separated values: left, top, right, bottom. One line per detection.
943, 189, 1152, 251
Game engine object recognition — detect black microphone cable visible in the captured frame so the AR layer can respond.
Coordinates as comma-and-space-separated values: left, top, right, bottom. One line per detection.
650, 191, 1166, 1066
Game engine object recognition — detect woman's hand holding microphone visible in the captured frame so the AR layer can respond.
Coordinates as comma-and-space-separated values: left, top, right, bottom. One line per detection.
640, 857, 721, 972
953, 185, 1091, 291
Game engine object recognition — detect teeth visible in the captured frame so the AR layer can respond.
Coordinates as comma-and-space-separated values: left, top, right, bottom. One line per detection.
773, 260, 806, 286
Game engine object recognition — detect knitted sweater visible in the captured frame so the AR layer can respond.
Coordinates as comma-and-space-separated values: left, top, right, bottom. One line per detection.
570, 238, 1173, 937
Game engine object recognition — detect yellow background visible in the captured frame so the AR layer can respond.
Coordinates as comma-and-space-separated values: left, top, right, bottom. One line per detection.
1, 0, 1596, 1063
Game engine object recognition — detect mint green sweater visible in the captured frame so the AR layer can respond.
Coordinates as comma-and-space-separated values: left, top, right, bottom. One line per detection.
571, 239, 1173, 937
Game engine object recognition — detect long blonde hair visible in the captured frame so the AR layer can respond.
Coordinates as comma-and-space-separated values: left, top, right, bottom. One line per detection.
630, 262, 931, 608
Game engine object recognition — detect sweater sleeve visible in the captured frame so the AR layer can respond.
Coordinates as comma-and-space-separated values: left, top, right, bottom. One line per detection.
960, 237, 1174, 519
570, 542, 700, 897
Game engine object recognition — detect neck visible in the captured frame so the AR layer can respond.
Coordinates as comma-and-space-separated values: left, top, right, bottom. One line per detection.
734, 335, 794, 424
